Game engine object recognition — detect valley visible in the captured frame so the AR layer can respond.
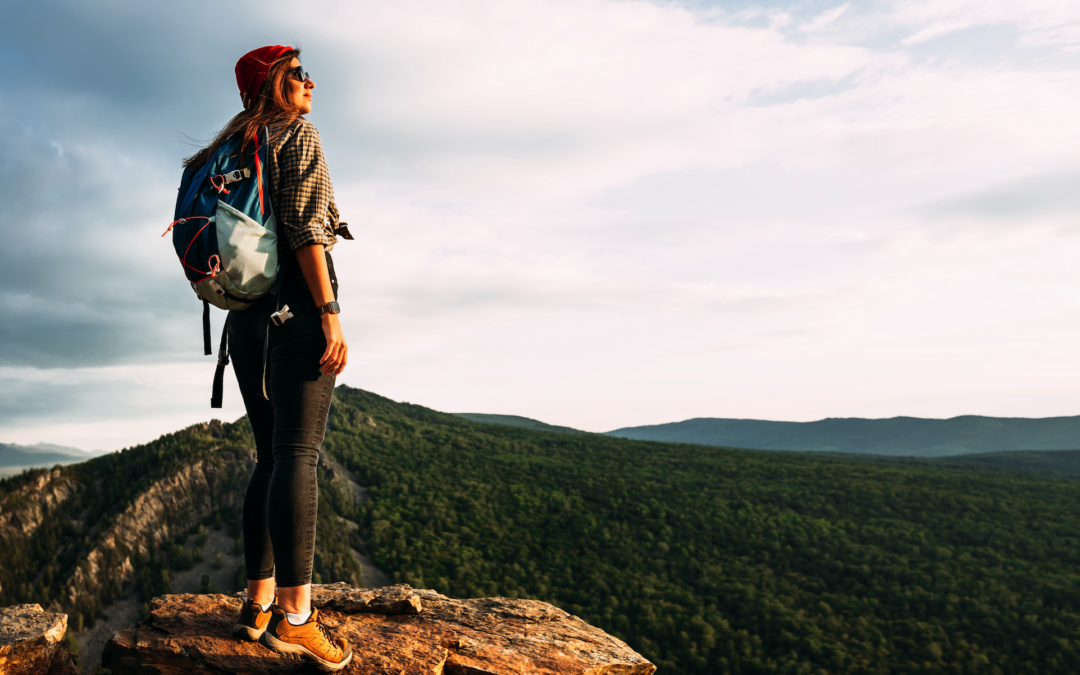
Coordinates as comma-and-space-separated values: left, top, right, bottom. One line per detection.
2, 388, 1080, 674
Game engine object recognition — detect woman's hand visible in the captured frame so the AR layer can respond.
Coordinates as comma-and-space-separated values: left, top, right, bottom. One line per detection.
295, 243, 347, 377
320, 312, 348, 376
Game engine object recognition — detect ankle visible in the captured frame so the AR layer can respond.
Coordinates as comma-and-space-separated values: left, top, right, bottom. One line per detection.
274, 583, 311, 616
277, 603, 310, 615
286, 608, 313, 625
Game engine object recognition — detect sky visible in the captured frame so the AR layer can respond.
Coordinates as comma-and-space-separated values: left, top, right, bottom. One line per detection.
2, 0, 1080, 451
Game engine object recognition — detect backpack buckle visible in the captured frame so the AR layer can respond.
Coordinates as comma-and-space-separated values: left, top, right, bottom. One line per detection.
270, 304, 294, 326
223, 168, 251, 184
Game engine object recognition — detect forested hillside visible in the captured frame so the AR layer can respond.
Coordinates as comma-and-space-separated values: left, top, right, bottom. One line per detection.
0, 418, 361, 655
328, 388, 1080, 675
4, 388, 1080, 674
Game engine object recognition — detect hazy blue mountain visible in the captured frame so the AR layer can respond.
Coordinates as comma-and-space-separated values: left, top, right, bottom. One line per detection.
603, 415, 1080, 457
453, 413, 586, 435
0, 442, 102, 475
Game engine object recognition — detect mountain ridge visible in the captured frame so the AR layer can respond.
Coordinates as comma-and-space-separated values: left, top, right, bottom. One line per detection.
0, 443, 106, 477
6, 388, 1080, 674
453, 412, 587, 435
603, 413, 1080, 456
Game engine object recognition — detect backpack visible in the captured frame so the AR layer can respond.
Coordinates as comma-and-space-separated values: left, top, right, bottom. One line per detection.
164, 126, 281, 408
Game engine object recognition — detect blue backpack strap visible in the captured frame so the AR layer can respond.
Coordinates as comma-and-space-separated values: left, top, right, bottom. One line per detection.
202, 299, 212, 356
263, 124, 288, 296
210, 314, 231, 409
261, 124, 280, 403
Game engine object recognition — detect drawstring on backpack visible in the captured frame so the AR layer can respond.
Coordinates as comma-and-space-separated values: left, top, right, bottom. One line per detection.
162, 217, 192, 237
209, 174, 230, 194
253, 133, 265, 215
168, 218, 224, 281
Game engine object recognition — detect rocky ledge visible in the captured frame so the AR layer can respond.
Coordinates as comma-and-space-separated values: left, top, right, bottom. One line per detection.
0, 603, 79, 675
102, 583, 656, 674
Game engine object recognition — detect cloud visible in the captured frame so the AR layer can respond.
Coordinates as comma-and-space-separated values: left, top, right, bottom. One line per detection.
799, 4, 851, 33
295, 0, 879, 198
4, 0, 1080, 447
299, 0, 1080, 199
889, 0, 1080, 48
0, 363, 246, 427
917, 173, 1080, 225
0, 99, 209, 368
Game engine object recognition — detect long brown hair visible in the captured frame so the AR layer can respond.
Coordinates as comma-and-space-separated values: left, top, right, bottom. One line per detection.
184, 48, 302, 169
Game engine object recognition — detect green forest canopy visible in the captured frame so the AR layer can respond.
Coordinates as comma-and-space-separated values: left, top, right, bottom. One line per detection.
3, 386, 1080, 674
328, 387, 1080, 675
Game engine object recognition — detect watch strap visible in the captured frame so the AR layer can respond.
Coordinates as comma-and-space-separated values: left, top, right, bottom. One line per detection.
318, 301, 341, 316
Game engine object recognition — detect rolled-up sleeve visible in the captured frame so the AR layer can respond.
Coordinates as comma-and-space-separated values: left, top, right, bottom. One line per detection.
270, 119, 339, 251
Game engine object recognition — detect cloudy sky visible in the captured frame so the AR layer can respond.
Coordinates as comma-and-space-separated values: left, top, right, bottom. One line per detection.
3, 0, 1080, 451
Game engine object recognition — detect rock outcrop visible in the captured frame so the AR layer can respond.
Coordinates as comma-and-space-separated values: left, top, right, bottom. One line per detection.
0, 604, 79, 675
101, 583, 656, 674
63, 450, 251, 608
0, 469, 80, 540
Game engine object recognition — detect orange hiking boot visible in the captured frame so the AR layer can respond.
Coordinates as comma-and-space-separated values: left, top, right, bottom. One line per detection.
232, 596, 274, 641
259, 606, 353, 671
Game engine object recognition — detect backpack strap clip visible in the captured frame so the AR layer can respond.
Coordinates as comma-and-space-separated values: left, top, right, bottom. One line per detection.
223, 168, 251, 183
209, 168, 252, 194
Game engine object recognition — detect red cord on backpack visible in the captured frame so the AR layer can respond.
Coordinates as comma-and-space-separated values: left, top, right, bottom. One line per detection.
161, 216, 208, 237
210, 174, 231, 194
177, 219, 221, 281
253, 133, 265, 215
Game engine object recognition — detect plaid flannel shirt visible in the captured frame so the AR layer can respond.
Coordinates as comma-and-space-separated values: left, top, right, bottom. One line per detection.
269, 118, 352, 252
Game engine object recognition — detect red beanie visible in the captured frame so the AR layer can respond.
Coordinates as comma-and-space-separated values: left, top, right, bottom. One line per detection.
235, 45, 294, 108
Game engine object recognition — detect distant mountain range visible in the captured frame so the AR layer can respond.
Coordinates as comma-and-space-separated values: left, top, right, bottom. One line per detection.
8, 388, 1080, 674
456, 412, 1080, 458
605, 415, 1080, 456
12, 411, 1080, 480
0, 442, 104, 476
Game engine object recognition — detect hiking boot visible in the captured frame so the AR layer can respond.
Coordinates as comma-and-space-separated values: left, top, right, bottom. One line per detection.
259, 606, 353, 671
232, 596, 273, 641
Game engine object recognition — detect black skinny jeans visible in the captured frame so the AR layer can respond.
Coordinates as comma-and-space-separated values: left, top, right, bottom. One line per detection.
229, 263, 336, 588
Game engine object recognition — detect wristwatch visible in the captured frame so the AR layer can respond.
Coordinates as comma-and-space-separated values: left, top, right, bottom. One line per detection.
318, 301, 341, 316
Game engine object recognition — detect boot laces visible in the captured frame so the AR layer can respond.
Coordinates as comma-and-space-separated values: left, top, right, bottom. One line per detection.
315, 614, 336, 647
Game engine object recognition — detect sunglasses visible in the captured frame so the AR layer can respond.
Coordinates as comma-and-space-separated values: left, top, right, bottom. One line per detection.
287, 65, 312, 82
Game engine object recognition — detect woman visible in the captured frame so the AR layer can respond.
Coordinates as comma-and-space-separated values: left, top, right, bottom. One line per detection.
185, 45, 352, 671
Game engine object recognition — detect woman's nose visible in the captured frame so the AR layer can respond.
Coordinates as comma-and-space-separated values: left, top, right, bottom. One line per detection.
305, 77, 315, 89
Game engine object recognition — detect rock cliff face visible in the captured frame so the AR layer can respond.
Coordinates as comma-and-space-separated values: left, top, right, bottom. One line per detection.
63, 452, 251, 608
0, 603, 79, 675
102, 583, 656, 675
0, 469, 80, 540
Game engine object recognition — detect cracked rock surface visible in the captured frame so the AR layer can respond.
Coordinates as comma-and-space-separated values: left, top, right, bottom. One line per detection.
0, 603, 80, 675
101, 583, 656, 674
